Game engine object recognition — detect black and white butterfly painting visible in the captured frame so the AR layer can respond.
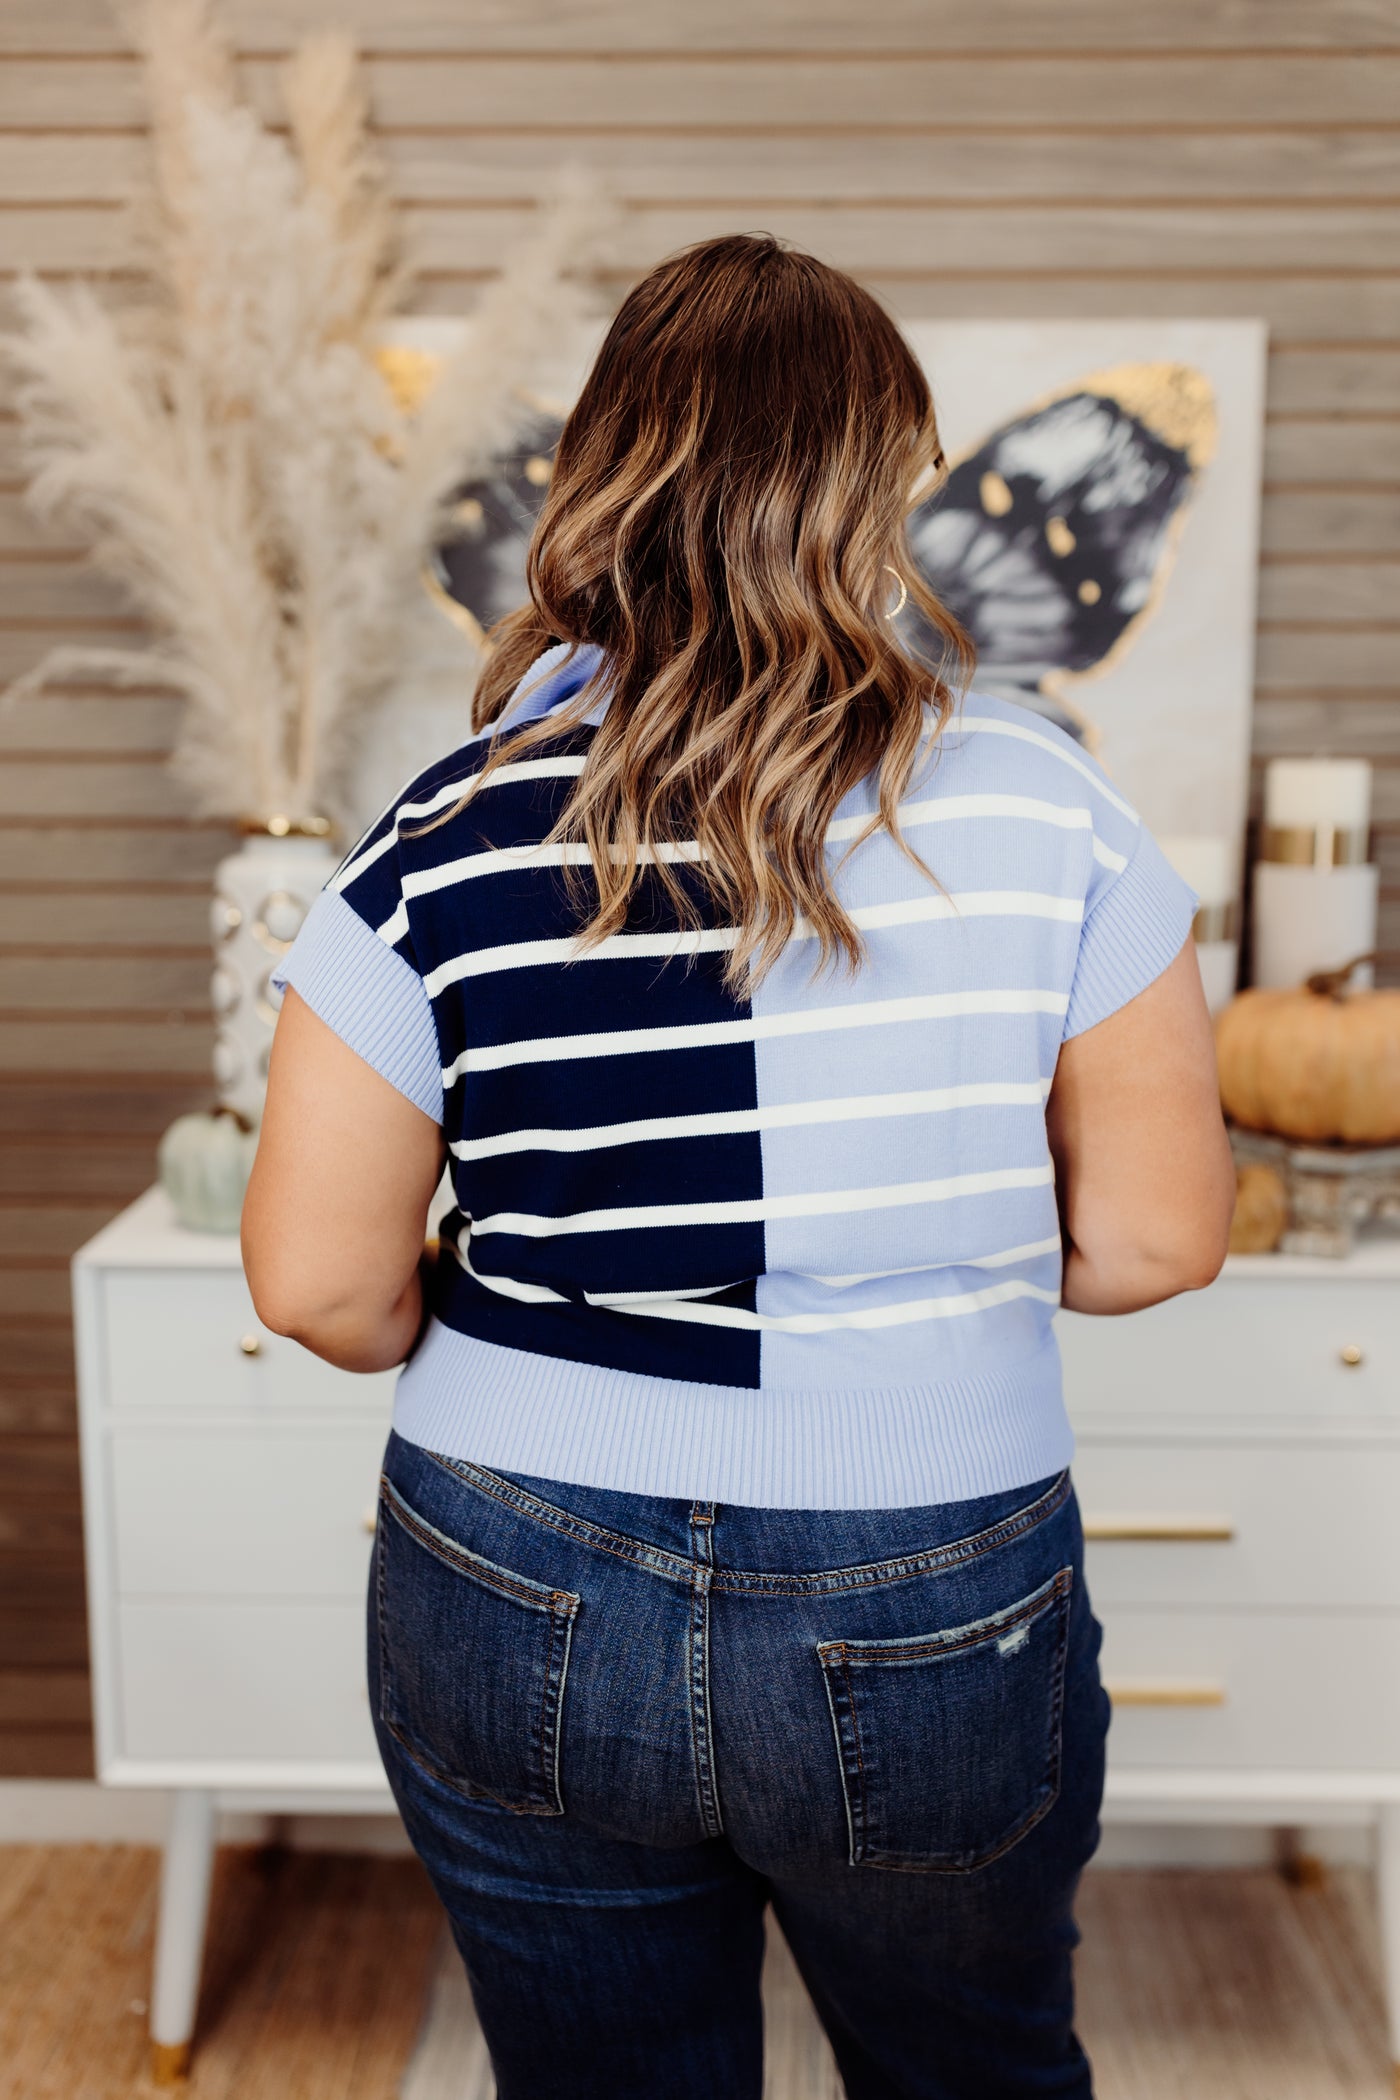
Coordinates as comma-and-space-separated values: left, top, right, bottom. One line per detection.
425, 361, 1217, 754
898, 363, 1217, 746
425, 405, 566, 649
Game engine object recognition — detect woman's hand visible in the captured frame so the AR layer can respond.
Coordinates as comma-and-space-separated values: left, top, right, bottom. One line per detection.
241, 988, 445, 1371
1046, 941, 1236, 1316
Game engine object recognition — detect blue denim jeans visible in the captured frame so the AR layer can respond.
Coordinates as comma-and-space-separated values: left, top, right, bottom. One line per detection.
370, 1429, 1110, 2100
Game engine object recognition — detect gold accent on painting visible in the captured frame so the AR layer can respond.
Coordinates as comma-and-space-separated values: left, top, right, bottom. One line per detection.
1045, 515, 1076, 557
372, 344, 442, 418
979, 470, 1013, 517
523, 455, 553, 487
1080, 360, 1219, 470
421, 558, 490, 651
451, 497, 485, 531
1077, 578, 1102, 606
1261, 823, 1369, 869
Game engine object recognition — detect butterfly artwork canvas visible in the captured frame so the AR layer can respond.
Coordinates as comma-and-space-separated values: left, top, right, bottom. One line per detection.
396, 317, 1266, 860
896, 362, 1218, 750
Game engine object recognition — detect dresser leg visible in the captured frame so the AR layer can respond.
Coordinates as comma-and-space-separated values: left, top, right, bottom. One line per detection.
1378, 1805, 1400, 2097
150, 1788, 217, 2085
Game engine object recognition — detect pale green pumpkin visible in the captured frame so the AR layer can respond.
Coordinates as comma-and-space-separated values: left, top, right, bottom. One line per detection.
158, 1111, 258, 1234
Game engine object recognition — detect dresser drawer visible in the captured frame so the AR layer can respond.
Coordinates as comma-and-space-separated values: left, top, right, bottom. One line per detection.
1100, 1608, 1400, 1770
116, 1599, 381, 1765
1060, 1278, 1400, 1423
109, 1425, 387, 1598
100, 1270, 397, 1412
1075, 1440, 1400, 1610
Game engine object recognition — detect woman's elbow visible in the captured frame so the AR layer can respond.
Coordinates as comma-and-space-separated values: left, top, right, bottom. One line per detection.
243, 1229, 342, 1345
1168, 1230, 1230, 1295
243, 1261, 333, 1348
1127, 1198, 1233, 1302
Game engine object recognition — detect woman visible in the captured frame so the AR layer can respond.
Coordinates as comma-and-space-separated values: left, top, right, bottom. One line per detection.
243, 234, 1235, 2100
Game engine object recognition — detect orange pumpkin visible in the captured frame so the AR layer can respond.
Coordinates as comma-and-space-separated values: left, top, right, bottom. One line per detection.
1215, 979, 1400, 1144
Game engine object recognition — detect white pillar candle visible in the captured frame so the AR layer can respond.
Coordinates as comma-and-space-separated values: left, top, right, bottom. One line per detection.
1264, 758, 1371, 833
1158, 834, 1236, 908
1158, 834, 1241, 1015
1252, 862, 1379, 990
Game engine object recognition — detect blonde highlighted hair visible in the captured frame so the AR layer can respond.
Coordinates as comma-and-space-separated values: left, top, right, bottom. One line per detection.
457, 233, 972, 988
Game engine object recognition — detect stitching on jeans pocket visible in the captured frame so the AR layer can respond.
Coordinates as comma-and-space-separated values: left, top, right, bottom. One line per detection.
817, 1567, 1074, 1875
374, 1475, 579, 1816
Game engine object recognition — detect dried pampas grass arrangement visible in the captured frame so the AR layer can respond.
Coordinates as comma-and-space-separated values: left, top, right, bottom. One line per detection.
0, 0, 609, 830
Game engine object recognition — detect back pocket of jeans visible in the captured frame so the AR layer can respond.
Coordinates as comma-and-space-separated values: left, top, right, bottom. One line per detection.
817, 1566, 1073, 1873
374, 1474, 579, 1815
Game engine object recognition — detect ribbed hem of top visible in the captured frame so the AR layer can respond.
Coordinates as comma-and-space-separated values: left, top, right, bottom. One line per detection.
1063, 827, 1197, 1039
273, 889, 444, 1123
391, 1320, 1074, 1510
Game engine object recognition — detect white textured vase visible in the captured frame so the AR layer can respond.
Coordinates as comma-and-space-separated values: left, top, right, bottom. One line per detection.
210, 828, 338, 1124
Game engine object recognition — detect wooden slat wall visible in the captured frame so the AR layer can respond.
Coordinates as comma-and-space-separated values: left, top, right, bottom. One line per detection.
1, 1, 1397, 1777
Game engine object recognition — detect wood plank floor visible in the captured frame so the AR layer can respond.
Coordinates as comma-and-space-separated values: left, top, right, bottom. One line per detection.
0, 1846, 1390, 2098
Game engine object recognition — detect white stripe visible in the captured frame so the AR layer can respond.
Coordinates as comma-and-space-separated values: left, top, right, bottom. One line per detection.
584, 1281, 738, 1306
444, 988, 1067, 1084
811, 1234, 1063, 1287
381, 837, 706, 941
893, 793, 1126, 875
827, 791, 1093, 844
821, 891, 1083, 936
470, 1163, 1053, 1240
423, 924, 735, 998
616, 1274, 1061, 1335
421, 890, 1082, 994
369, 785, 1119, 941
446, 1237, 1060, 1329
448, 1230, 738, 1310
334, 757, 588, 896
448, 1238, 567, 1305
377, 899, 411, 947
449, 1080, 1051, 1163
955, 715, 1140, 823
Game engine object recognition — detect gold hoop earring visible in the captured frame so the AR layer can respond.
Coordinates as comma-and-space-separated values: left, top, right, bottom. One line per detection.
883, 564, 908, 620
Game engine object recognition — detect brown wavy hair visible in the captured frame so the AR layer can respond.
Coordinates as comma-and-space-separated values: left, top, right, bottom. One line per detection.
459, 233, 972, 987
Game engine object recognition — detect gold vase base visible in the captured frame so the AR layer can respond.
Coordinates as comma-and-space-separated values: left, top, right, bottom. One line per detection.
151, 2038, 192, 2085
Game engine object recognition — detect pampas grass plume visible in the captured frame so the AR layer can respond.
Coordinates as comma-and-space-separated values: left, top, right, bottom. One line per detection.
0, 0, 609, 830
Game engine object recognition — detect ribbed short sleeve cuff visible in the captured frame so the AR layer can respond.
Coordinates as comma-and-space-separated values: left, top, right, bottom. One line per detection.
1063, 826, 1198, 1040
272, 889, 444, 1124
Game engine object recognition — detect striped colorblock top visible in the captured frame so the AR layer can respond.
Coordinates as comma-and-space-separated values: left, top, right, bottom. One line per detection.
276, 643, 1195, 1508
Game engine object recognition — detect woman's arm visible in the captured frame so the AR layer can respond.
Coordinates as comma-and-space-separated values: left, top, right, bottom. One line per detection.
1045, 941, 1236, 1316
241, 988, 445, 1372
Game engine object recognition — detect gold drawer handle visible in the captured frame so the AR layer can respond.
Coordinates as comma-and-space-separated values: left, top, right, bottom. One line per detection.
238, 1333, 262, 1358
362, 1507, 377, 1536
1106, 1678, 1226, 1708
1084, 1515, 1235, 1543
1339, 1344, 1365, 1368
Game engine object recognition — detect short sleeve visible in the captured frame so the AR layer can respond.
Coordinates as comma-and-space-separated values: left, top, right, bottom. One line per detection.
272, 887, 444, 1124
1062, 824, 1198, 1041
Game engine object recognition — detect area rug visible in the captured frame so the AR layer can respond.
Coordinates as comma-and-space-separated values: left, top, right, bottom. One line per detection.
400, 1917, 842, 2099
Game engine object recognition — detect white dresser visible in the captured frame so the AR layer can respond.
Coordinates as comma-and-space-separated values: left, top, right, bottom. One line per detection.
75, 1188, 1400, 2083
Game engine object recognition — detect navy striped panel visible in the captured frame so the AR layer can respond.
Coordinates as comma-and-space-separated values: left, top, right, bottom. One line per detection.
385, 726, 766, 1388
